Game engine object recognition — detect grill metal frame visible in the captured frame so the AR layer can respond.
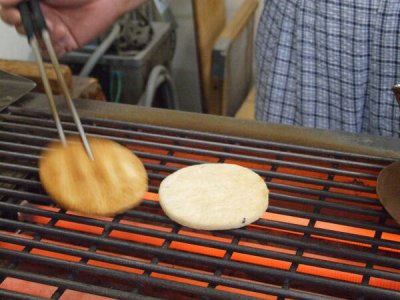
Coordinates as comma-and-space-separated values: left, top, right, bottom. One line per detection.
0, 95, 399, 299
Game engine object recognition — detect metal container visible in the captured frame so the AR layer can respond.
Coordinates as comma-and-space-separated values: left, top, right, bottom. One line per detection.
61, 22, 174, 104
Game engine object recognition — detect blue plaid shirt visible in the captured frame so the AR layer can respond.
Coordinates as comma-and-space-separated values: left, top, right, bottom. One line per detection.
255, 0, 400, 137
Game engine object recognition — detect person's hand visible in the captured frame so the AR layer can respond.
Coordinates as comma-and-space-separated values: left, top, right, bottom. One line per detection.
0, 0, 146, 57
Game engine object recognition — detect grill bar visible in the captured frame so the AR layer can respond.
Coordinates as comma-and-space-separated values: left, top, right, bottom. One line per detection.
0, 113, 387, 170
0, 200, 398, 259
0, 207, 400, 280
0, 112, 386, 174
0, 170, 386, 221
0, 105, 398, 299
0, 174, 395, 236
0, 238, 327, 300
0, 148, 380, 209
0, 222, 399, 299
0, 289, 47, 300
0, 139, 378, 196
0, 123, 382, 189
1, 224, 400, 283
0, 266, 151, 300
0, 198, 399, 256
0, 127, 379, 180
6, 106, 394, 163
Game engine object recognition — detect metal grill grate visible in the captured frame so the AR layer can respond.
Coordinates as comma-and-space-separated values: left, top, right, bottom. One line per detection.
0, 105, 399, 300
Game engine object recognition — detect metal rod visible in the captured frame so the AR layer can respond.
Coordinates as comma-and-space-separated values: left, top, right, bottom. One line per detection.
0, 265, 140, 300
0, 124, 379, 179
30, 37, 66, 145
3, 233, 397, 300
0, 252, 275, 300
0, 200, 394, 253
0, 124, 379, 195
0, 197, 399, 269
6, 105, 395, 163
41, 30, 94, 160
2, 199, 397, 269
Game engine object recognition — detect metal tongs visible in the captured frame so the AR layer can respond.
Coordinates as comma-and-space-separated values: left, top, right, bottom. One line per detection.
18, 0, 94, 160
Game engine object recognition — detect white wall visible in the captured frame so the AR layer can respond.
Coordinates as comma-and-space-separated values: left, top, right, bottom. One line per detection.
167, 0, 202, 112
0, 21, 32, 60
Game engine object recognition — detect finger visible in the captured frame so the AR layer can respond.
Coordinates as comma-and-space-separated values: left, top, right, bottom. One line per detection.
0, 0, 23, 5
15, 23, 26, 35
52, 43, 66, 58
0, 6, 21, 26
41, 41, 66, 59
51, 28, 74, 57
45, 14, 78, 54
37, 25, 70, 58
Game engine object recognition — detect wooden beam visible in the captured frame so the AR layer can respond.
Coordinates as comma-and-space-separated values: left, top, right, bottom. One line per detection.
0, 59, 72, 95
212, 0, 259, 116
219, 0, 258, 42
192, 0, 225, 114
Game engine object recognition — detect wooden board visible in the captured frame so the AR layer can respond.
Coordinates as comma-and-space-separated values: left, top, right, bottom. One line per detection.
72, 76, 106, 101
213, 0, 258, 116
234, 86, 256, 120
0, 59, 72, 95
219, 0, 258, 42
192, 0, 226, 114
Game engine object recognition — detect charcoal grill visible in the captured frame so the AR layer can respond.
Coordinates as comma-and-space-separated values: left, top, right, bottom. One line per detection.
0, 94, 399, 300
